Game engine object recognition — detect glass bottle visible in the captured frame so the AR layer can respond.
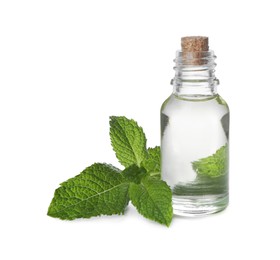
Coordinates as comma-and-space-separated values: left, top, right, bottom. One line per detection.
161, 37, 230, 216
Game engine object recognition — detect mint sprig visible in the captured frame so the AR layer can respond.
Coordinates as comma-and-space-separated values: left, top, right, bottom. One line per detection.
47, 116, 172, 226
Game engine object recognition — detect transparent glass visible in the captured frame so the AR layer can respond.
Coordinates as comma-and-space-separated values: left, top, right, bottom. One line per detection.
161, 50, 229, 216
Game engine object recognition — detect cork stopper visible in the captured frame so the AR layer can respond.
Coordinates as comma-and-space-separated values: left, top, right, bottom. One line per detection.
181, 36, 209, 65
181, 36, 209, 52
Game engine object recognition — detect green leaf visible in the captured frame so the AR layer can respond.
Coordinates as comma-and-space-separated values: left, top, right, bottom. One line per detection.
174, 145, 229, 196
129, 177, 173, 226
141, 146, 161, 178
192, 144, 229, 178
47, 163, 129, 220
121, 164, 147, 184
110, 116, 147, 167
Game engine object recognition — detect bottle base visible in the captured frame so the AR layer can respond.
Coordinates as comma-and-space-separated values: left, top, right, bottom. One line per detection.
172, 194, 228, 217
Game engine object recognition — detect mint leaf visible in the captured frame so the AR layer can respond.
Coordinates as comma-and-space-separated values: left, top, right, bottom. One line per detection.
192, 144, 229, 178
141, 146, 161, 178
110, 116, 147, 167
129, 177, 173, 226
47, 163, 129, 220
174, 145, 229, 196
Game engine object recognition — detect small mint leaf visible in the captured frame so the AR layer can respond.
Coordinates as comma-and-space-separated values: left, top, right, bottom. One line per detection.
192, 144, 229, 178
47, 163, 129, 220
129, 177, 173, 226
141, 146, 160, 178
110, 116, 147, 167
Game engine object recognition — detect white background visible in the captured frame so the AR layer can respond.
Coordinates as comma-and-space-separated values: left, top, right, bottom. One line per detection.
1, 0, 279, 259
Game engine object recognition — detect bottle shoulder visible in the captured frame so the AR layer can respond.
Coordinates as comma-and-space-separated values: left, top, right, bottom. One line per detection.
216, 94, 229, 113
161, 93, 230, 115
216, 94, 230, 111
160, 95, 172, 112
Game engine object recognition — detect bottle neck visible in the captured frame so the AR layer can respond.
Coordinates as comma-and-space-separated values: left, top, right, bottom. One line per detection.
172, 50, 219, 99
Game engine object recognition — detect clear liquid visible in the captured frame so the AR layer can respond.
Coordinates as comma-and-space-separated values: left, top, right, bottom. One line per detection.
161, 94, 229, 216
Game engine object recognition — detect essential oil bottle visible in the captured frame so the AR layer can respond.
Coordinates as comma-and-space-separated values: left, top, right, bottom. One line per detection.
161, 36, 229, 216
